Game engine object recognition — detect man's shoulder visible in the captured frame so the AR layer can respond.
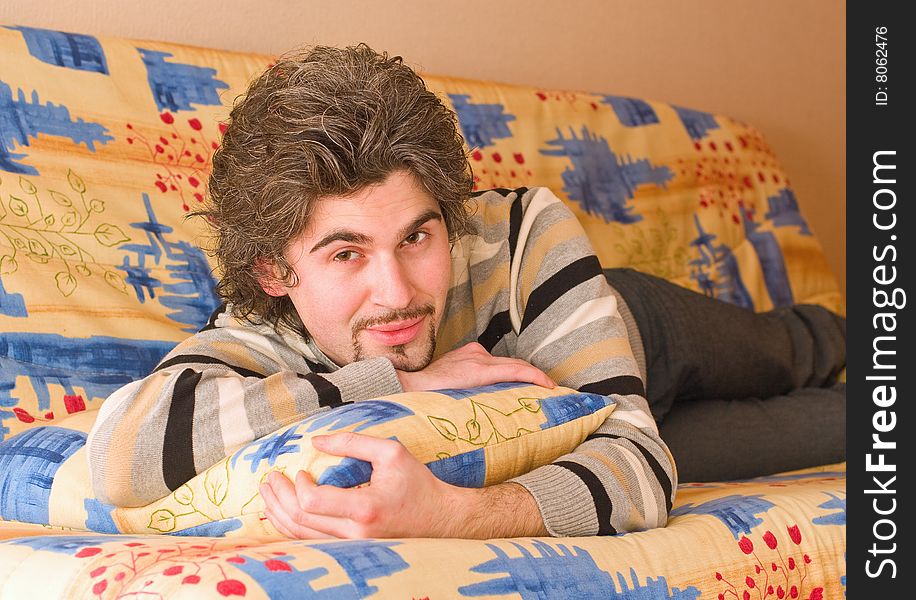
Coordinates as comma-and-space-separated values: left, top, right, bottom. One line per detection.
161, 304, 331, 373
466, 186, 565, 230
164, 305, 272, 354
471, 186, 541, 207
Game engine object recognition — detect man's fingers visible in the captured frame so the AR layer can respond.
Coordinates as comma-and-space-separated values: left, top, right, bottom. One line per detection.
263, 471, 300, 515
294, 470, 369, 520
264, 506, 334, 539
283, 506, 361, 538
312, 432, 405, 464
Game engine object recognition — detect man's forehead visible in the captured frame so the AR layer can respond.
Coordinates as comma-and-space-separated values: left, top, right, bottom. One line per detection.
304, 171, 441, 236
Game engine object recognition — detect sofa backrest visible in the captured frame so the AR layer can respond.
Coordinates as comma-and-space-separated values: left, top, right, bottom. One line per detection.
0, 25, 842, 442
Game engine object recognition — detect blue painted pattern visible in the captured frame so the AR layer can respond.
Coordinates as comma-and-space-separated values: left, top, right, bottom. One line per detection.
230, 554, 338, 599
539, 392, 613, 429
311, 541, 409, 597
812, 493, 846, 526
742, 212, 794, 307
137, 48, 229, 112
316, 455, 374, 488
460, 540, 700, 598
119, 193, 220, 332
0, 332, 174, 439
5, 26, 108, 73
842, 552, 846, 596
83, 498, 118, 534
231, 542, 406, 599
448, 94, 516, 148
0, 277, 26, 318
300, 400, 413, 433
601, 96, 660, 127
765, 188, 812, 235
670, 494, 775, 539
0, 79, 113, 175
673, 105, 720, 140
541, 126, 672, 224
688, 214, 754, 309
0, 426, 86, 523
235, 427, 303, 472
171, 518, 243, 537
427, 447, 486, 487
4, 534, 142, 554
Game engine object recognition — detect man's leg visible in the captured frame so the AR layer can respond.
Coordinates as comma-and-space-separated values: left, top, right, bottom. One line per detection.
658, 383, 846, 482
603, 268, 846, 422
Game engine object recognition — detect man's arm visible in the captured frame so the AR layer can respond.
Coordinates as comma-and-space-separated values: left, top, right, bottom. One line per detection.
86, 313, 403, 507
259, 432, 548, 539
505, 187, 676, 536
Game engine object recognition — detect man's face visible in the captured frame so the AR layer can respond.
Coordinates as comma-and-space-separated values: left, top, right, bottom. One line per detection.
265, 170, 453, 371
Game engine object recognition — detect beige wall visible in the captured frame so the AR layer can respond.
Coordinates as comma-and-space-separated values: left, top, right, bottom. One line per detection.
1, 0, 846, 297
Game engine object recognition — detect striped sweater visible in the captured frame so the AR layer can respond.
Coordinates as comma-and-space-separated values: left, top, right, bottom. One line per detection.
87, 187, 676, 536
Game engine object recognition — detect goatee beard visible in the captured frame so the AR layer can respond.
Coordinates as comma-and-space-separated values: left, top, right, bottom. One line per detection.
351, 304, 437, 371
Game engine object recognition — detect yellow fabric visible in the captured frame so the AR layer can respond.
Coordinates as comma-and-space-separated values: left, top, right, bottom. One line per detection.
0, 464, 847, 599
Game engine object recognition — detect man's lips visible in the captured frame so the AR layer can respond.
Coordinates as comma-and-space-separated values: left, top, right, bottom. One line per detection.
363, 316, 426, 346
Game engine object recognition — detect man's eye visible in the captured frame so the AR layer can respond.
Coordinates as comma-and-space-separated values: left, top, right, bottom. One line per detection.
333, 250, 359, 262
403, 231, 428, 245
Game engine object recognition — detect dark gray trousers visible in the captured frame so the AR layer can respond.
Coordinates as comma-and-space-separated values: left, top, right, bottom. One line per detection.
603, 268, 846, 482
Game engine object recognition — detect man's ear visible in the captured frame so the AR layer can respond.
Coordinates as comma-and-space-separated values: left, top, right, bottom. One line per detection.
254, 258, 288, 297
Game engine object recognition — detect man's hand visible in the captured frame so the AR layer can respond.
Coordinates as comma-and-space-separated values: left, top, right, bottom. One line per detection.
259, 432, 548, 539
396, 342, 556, 392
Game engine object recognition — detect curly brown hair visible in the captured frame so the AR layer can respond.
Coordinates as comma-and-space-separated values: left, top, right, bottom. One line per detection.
203, 44, 474, 333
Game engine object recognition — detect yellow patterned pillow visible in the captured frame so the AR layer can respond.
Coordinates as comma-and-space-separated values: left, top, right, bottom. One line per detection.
0, 383, 614, 537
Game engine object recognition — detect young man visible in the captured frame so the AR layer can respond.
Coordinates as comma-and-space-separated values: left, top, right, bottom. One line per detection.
86, 44, 674, 539
87, 44, 844, 539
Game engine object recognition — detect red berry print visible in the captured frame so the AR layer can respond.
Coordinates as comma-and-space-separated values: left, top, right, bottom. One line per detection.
264, 559, 292, 572
738, 536, 754, 554
75, 547, 102, 558
216, 579, 247, 596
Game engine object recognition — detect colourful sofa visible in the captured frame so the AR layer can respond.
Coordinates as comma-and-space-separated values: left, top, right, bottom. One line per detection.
0, 24, 845, 599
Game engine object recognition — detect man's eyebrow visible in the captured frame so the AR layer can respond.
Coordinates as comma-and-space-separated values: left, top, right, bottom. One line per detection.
308, 211, 442, 254
397, 210, 443, 241
309, 230, 373, 254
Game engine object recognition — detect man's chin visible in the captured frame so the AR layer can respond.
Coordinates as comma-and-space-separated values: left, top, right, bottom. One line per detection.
385, 352, 431, 372
354, 331, 436, 371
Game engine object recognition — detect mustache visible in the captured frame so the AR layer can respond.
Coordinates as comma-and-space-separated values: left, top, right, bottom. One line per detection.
352, 304, 435, 333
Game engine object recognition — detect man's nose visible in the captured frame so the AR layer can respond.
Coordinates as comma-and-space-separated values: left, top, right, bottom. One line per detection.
370, 255, 416, 308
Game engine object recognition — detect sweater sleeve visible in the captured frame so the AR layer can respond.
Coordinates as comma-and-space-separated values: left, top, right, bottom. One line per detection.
505, 188, 677, 536
86, 317, 403, 507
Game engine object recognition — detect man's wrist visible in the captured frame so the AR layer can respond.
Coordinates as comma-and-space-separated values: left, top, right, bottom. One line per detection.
449, 482, 549, 539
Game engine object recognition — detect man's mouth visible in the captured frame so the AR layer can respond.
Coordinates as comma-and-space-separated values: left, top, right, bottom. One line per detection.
363, 316, 426, 346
